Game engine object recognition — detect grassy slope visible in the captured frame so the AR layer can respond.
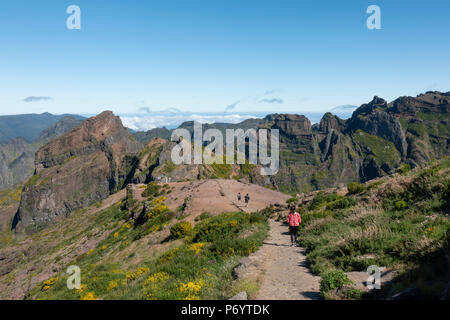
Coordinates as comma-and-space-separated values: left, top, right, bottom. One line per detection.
296, 157, 449, 299
0, 182, 268, 300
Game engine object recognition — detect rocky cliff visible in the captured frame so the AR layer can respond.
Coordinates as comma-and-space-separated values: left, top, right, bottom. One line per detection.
0, 116, 84, 190
264, 91, 449, 193
12, 111, 142, 233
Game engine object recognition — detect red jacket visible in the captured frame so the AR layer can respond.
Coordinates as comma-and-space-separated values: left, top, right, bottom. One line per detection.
287, 212, 301, 227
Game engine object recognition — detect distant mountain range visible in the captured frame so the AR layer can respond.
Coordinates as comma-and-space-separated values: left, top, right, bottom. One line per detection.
0, 112, 85, 144
3, 90, 448, 233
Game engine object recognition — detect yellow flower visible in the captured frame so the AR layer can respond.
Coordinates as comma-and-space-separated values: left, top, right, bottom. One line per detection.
144, 272, 170, 286
41, 277, 58, 292
188, 243, 206, 255
101, 245, 107, 250
121, 222, 133, 230
87, 248, 94, 255
107, 280, 118, 291
75, 283, 88, 294
177, 279, 204, 296
80, 292, 97, 300
150, 224, 160, 232
160, 248, 179, 263
126, 267, 150, 282
113, 232, 119, 238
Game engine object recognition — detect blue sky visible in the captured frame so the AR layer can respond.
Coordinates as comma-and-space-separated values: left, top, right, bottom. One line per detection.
0, 0, 449, 116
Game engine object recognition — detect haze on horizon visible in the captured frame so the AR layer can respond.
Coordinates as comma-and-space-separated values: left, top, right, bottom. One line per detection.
1, 0, 449, 116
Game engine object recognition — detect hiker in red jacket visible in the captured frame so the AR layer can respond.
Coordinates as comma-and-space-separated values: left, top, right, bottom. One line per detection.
286, 205, 301, 246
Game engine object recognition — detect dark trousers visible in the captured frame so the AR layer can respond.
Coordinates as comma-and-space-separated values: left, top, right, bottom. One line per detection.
289, 226, 299, 243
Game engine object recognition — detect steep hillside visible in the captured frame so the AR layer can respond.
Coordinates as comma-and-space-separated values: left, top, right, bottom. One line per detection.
12, 111, 142, 234
264, 91, 449, 193
131, 91, 449, 194
0, 179, 288, 299
284, 158, 449, 299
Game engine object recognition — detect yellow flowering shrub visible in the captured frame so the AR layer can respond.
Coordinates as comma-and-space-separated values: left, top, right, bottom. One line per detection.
170, 221, 192, 239
149, 224, 160, 232
126, 267, 150, 282
107, 280, 118, 291
159, 247, 179, 263
80, 292, 97, 300
87, 249, 94, 255
41, 277, 58, 292
188, 243, 206, 255
75, 284, 87, 294
113, 232, 119, 238
177, 279, 204, 300
144, 272, 170, 285
121, 221, 133, 230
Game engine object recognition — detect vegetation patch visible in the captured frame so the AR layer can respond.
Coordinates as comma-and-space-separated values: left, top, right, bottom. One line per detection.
27, 205, 269, 300
298, 158, 450, 299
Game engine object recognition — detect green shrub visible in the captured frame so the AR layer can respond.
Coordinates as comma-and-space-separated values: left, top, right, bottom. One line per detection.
309, 192, 338, 210
192, 215, 244, 243
398, 163, 411, 175
142, 182, 161, 198
170, 221, 192, 239
195, 212, 212, 222
287, 197, 298, 204
345, 288, 362, 300
320, 270, 352, 296
347, 182, 365, 194
327, 197, 357, 210
395, 200, 408, 211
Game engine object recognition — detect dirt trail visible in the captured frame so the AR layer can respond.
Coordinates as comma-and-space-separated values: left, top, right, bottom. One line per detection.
254, 220, 321, 300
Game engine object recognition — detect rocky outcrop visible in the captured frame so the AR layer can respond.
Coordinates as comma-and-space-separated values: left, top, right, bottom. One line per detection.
319, 112, 346, 134
134, 91, 447, 194
0, 116, 84, 190
266, 114, 311, 137
347, 97, 408, 157
12, 111, 142, 233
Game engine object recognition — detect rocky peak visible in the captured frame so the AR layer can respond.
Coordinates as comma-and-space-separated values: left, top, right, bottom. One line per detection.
266, 114, 311, 136
348, 96, 408, 157
35, 111, 137, 172
12, 111, 142, 233
319, 112, 346, 134
352, 96, 388, 118
388, 91, 450, 116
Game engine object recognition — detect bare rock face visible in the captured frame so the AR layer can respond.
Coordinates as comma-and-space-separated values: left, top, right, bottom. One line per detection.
319, 112, 346, 134
12, 111, 142, 233
269, 114, 311, 137
348, 97, 408, 157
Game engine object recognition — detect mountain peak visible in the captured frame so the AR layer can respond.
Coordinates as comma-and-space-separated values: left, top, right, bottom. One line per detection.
13, 111, 142, 233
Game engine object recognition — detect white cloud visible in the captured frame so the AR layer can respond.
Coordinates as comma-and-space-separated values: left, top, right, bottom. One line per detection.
120, 113, 260, 131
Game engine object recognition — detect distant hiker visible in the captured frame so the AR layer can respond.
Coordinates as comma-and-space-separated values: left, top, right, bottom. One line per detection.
286, 205, 301, 246
237, 192, 242, 202
244, 193, 250, 205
